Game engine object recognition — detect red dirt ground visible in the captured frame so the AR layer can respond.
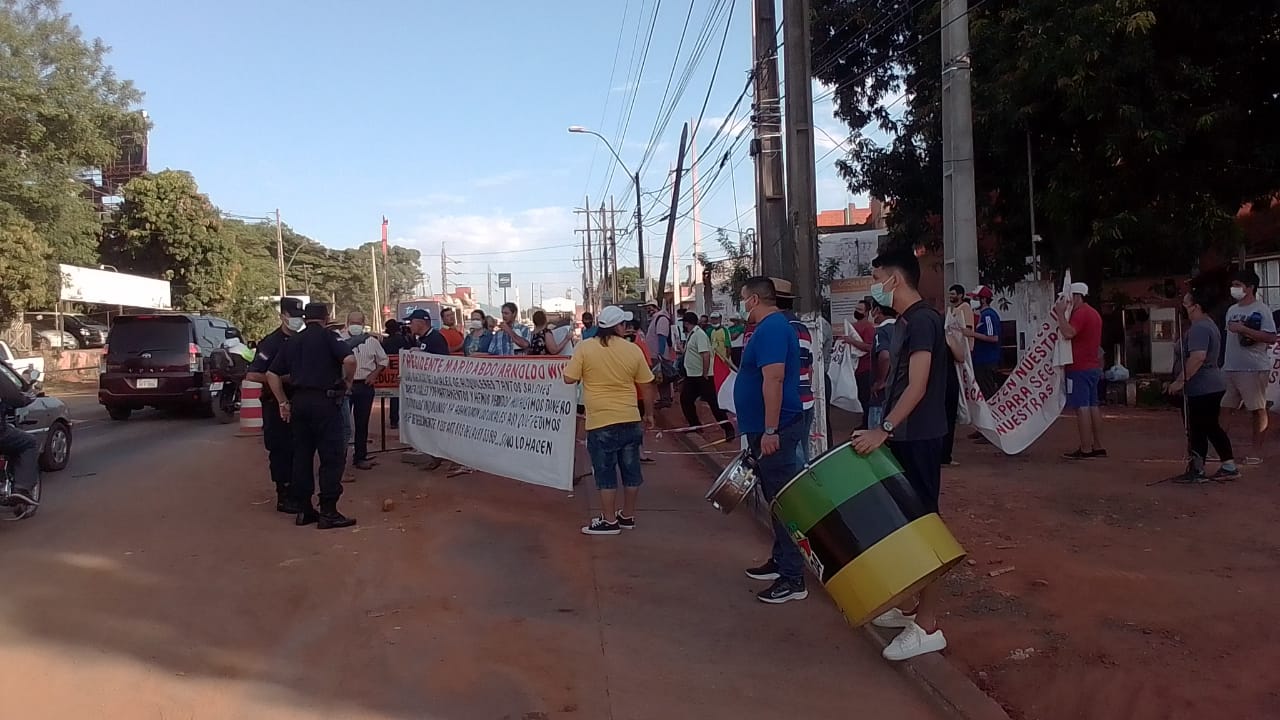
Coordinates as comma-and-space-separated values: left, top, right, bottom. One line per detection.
677, 397, 1280, 720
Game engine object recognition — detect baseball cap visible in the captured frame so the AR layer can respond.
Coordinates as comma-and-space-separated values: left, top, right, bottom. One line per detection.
279, 297, 304, 317
681, 311, 700, 325
642, 299, 659, 309
596, 305, 634, 329
1070, 282, 1089, 296
405, 308, 431, 321
968, 285, 994, 300
302, 302, 329, 321
709, 311, 722, 318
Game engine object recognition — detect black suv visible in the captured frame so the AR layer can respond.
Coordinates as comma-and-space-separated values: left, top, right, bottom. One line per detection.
98, 314, 240, 420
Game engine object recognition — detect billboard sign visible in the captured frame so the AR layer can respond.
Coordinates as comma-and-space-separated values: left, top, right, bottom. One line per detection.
59, 264, 171, 309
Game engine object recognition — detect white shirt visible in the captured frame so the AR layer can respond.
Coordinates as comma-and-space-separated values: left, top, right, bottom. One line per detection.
341, 332, 389, 381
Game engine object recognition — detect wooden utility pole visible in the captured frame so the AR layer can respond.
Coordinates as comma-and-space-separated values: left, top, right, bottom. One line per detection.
609, 196, 619, 301
275, 208, 286, 296
782, 0, 819, 314
598, 202, 608, 306
752, 0, 789, 279
657, 123, 690, 312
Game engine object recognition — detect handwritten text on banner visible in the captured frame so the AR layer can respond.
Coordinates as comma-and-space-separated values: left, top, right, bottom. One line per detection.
398, 352, 577, 490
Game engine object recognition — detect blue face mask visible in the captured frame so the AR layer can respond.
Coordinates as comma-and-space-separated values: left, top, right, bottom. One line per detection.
869, 282, 894, 308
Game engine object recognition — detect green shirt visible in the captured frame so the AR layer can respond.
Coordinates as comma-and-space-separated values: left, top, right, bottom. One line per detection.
682, 327, 713, 377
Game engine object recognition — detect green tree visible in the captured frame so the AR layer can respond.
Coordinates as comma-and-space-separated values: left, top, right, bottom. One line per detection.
614, 267, 643, 299
0, 0, 146, 316
811, 0, 1280, 289
0, 207, 53, 322
102, 170, 237, 310
696, 229, 754, 299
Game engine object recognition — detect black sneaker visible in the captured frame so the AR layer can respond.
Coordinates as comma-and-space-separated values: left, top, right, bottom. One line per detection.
1211, 466, 1240, 481
757, 578, 808, 604
1063, 449, 1090, 460
317, 510, 357, 529
1088, 448, 1108, 458
745, 559, 780, 581
616, 512, 636, 530
581, 517, 621, 535
1172, 471, 1211, 485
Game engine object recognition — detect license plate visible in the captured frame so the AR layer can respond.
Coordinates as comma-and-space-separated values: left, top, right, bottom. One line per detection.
136, 378, 158, 389
209, 382, 224, 391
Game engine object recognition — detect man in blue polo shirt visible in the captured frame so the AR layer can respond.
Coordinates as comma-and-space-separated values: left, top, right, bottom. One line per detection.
734, 276, 806, 605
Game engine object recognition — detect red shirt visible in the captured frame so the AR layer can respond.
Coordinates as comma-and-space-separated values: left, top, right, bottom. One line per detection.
1065, 303, 1102, 371
854, 321, 875, 374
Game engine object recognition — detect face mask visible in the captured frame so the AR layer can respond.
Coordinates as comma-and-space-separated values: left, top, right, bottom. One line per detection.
347, 324, 365, 336
970, 299, 981, 310
286, 317, 305, 332
1230, 286, 1246, 301
854, 311, 866, 321
469, 320, 483, 330
869, 282, 894, 308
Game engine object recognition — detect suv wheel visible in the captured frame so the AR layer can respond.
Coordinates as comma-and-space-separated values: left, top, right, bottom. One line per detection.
106, 405, 132, 421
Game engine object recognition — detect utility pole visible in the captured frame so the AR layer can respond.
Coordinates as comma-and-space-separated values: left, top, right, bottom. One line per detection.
690, 117, 704, 312
1026, 131, 1041, 281
440, 243, 448, 297
381, 216, 391, 318
275, 208, 286, 296
942, 0, 979, 291
598, 202, 608, 306
370, 245, 381, 319
634, 171, 647, 302
609, 196, 619, 301
487, 264, 493, 306
657, 123, 690, 312
782, 0, 819, 314
752, 0, 789, 280
586, 196, 595, 313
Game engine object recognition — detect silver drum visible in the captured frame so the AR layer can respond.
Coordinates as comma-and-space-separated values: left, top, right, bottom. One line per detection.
705, 451, 760, 514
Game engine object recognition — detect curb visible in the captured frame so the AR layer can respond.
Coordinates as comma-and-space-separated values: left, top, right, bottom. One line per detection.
659, 409, 1011, 720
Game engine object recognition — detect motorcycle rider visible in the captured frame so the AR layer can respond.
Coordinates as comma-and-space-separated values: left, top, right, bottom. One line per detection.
0, 361, 40, 507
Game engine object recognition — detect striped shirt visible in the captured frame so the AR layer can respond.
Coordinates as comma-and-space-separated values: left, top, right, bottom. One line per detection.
783, 311, 814, 410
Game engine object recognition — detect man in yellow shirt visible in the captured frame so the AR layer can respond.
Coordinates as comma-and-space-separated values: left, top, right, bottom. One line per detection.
564, 306, 657, 535
706, 311, 732, 366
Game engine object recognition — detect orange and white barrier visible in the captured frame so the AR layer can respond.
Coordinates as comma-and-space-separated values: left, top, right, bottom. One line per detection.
238, 380, 263, 436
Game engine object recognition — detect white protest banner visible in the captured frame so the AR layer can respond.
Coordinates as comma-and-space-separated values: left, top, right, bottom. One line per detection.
398, 351, 577, 490
957, 320, 1066, 454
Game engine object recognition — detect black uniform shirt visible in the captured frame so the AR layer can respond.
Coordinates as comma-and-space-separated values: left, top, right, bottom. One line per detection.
412, 328, 451, 356
268, 323, 353, 390
250, 327, 291, 405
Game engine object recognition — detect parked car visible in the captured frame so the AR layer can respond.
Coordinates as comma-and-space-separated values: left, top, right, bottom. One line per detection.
32, 328, 79, 350
98, 313, 241, 421
0, 360, 73, 472
0, 341, 43, 383
26, 312, 108, 349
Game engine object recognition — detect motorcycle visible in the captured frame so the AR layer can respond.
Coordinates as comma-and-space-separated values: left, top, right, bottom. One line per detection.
0, 418, 41, 521
209, 369, 241, 424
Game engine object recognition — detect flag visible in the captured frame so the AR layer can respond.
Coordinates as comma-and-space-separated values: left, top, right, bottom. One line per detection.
381, 216, 389, 258
713, 354, 736, 416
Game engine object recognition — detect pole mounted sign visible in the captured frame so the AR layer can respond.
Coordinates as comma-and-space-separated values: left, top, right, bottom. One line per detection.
497, 273, 512, 289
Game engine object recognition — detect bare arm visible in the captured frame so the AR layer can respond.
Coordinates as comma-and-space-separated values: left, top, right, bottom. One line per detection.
246, 371, 268, 384
700, 350, 712, 376
873, 350, 891, 389
342, 355, 357, 384
266, 371, 288, 405
761, 363, 784, 429
1179, 350, 1207, 382
843, 336, 872, 352
884, 351, 932, 428
545, 331, 565, 354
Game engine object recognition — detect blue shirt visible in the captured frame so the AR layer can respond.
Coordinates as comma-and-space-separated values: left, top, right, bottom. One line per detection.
734, 311, 802, 434
488, 323, 531, 356
581, 326, 598, 340
972, 307, 1002, 366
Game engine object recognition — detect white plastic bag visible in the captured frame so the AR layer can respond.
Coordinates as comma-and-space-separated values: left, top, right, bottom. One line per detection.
828, 342, 863, 413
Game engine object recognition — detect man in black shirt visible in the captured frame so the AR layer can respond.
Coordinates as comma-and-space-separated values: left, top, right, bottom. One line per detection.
246, 297, 305, 513
406, 309, 450, 355
851, 248, 950, 663
0, 361, 39, 511
266, 303, 358, 529
381, 319, 411, 429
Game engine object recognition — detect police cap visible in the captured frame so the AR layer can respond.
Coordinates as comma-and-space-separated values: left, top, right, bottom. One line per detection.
279, 297, 304, 317
406, 309, 431, 321
303, 302, 330, 321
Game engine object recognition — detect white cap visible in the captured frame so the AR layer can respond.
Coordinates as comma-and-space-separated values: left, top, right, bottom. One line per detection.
1070, 282, 1089, 296
709, 311, 722, 318
596, 305, 634, 329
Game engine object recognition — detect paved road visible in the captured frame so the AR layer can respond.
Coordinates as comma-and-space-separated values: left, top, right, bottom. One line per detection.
0, 400, 951, 720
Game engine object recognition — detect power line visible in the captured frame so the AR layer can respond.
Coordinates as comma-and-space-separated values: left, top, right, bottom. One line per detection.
581, 0, 636, 200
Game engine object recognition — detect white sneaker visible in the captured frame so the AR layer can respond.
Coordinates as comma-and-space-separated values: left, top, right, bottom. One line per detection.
872, 607, 917, 629
882, 622, 947, 661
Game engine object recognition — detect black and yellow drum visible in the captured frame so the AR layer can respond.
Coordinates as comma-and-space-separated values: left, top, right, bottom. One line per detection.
771, 442, 966, 627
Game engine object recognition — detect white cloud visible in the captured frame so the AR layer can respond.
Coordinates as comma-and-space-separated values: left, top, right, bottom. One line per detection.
395, 206, 576, 254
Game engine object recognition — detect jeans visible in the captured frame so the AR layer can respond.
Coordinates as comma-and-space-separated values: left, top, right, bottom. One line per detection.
748, 422, 806, 584
795, 407, 814, 467
0, 423, 39, 494
679, 376, 734, 440
349, 380, 375, 463
1184, 391, 1234, 468
586, 422, 645, 490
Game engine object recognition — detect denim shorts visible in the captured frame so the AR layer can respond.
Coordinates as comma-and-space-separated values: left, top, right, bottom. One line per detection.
1066, 369, 1102, 409
586, 421, 645, 490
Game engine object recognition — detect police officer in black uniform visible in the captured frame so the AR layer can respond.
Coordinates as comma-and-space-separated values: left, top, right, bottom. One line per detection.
265, 302, 358, 529
246, 297, 305, 513
406, 309, 450, 355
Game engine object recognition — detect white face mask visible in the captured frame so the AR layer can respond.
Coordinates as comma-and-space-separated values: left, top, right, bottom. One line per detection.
286, 317, 305, 332
347, 324, 365, 336
969, 299, 981, 310
1230, 286, 1246, 301
468, 320, 482, 330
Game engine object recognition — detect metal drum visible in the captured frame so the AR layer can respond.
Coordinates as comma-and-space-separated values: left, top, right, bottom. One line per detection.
705, 450, 760, 514
771, 442, 966, 627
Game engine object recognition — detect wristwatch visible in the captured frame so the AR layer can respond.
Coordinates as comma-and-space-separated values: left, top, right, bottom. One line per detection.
880, 420, 895, 435
764, 426, 778, 436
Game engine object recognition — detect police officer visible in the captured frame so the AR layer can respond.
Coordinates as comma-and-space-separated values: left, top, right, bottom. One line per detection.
265, 302, 358, 529
246, 297, 305, 513
406, 309, 450, 355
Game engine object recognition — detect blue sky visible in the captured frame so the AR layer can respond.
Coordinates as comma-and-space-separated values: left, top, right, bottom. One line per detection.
64, 0, 867, 308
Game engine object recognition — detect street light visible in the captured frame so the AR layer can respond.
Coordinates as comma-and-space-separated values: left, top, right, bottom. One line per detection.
568, 125, 647, 301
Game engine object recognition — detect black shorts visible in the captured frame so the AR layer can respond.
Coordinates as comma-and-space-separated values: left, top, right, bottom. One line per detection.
888, 437, 945, 515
